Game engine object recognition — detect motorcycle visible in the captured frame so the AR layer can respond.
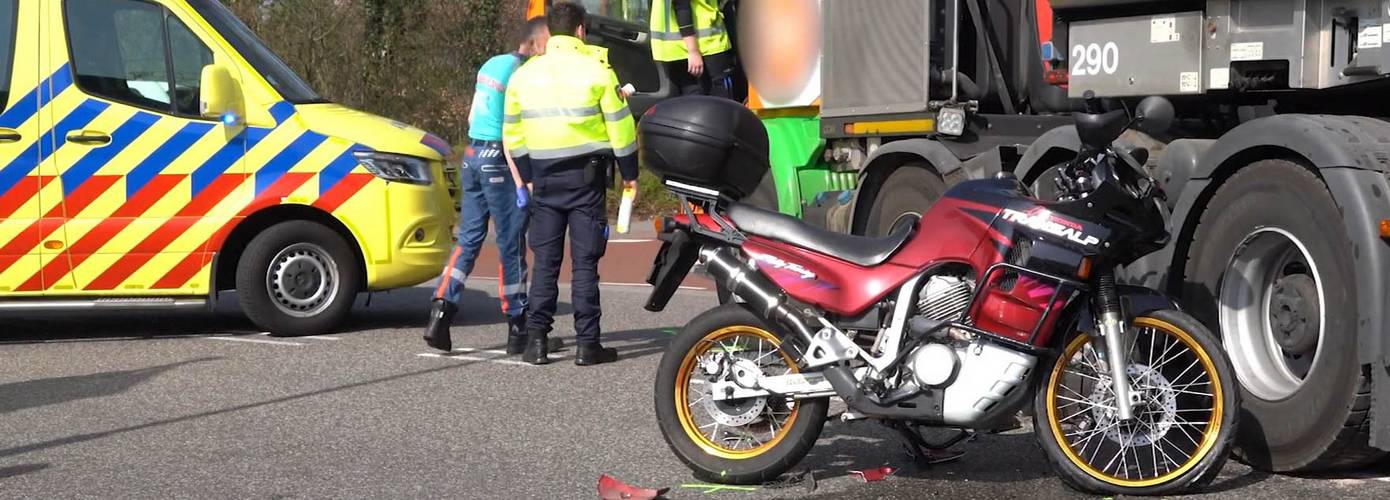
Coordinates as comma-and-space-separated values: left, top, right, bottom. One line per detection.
638, 95, 1238, 495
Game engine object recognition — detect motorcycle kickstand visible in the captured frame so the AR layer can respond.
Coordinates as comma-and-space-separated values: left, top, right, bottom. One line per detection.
890, 423, 970, 466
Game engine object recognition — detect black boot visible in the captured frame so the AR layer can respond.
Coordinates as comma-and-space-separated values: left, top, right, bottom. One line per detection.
423, 300, 456, 352
506, 315, 529, 355
522, 331, 551, 365
575, 344, 618, 366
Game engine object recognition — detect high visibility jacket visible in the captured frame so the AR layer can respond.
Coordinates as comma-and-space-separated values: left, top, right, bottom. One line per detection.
650, 0, 732, 62
503, 36, 639, 183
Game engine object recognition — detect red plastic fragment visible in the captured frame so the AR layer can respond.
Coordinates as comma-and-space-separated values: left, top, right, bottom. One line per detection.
850, 466, 898, 482
597, 474, 669, 500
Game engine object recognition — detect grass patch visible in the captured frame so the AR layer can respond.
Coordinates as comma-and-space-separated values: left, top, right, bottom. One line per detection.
606, 168, 680, 221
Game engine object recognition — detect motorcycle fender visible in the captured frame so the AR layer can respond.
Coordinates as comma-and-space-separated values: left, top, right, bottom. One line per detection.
643, 228, 702, 312
1054, 285, 1182, 346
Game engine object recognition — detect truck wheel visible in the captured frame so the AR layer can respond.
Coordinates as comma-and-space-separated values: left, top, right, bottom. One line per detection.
1181, 160, 1384, 472
864, 163, 945, 236
236, 220, 361, 337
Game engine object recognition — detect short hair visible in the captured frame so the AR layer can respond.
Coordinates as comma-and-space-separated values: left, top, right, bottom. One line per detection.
517, 16, 547, 46
547, 2, 585, 37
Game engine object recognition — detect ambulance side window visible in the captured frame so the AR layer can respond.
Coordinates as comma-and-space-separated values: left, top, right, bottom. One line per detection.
65, 0, 212, 118
0, 0, 15, 110
578, 0, 650, 24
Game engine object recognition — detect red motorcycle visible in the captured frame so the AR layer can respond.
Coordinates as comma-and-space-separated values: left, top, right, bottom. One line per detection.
640, 96, 1238, 495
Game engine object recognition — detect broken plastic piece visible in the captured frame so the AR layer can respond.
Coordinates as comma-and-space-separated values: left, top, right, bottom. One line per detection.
598, 474, 669, 500
850, 466, 897, 482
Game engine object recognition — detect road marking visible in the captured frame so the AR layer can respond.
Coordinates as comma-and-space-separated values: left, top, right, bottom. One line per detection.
451, 347, 511, 355
600, 281, 709, 291
416, 352, 531, 366
205, 336, 305, 346
260, 333, 340, 341
608, 238, 654, 243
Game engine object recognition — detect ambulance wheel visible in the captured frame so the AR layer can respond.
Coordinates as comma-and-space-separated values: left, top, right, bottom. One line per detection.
864, 163, 945, 236
237, 221, 361, 337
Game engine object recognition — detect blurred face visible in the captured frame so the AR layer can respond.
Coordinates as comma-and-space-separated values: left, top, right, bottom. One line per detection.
522, 25, 551, 56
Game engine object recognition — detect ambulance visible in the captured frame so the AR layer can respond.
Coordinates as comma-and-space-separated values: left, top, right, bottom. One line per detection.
0, 0, 457, 336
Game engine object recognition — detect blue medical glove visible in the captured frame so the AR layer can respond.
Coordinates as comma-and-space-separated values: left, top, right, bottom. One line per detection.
516, 185, 530, 208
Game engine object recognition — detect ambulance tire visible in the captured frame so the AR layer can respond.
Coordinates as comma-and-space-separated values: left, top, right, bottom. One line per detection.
237, 221, 361, 337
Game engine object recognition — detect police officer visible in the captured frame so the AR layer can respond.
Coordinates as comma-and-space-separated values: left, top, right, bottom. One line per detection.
423, 18, 554, 354
650, 0, 735, 99
504, 2, 638, 366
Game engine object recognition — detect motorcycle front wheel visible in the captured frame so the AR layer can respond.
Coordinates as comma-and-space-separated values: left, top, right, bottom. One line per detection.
654, 304, 829, 485
1034, 309, 1239, 495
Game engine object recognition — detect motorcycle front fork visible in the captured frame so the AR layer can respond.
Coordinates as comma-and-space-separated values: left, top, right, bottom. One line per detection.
1097, 311, 1138, 420
1094, 270, 1138, 421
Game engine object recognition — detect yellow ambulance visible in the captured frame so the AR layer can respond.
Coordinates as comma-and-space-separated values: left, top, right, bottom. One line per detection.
0, 0, 457, 335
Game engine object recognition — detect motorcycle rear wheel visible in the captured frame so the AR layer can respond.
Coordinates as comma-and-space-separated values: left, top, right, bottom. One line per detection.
654, 304, 830, 485
1034, 310, 1239, 495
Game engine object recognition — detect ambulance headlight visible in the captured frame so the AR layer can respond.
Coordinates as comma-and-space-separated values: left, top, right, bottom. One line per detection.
355, 151, 432, 185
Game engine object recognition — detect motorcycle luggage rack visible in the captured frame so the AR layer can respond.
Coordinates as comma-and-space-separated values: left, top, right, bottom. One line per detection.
666, 179, 745, 245
962, 262, 1088, 349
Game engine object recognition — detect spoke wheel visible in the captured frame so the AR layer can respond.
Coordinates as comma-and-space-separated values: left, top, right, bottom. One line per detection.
675, 326, 800, 460
1045, 316, 1227, 489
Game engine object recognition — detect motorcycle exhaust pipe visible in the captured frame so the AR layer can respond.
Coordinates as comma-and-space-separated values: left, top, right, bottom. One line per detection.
700, 246, 818, 344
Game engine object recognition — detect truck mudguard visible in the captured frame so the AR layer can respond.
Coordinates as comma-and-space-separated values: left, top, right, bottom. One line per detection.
852, 138, 964, 225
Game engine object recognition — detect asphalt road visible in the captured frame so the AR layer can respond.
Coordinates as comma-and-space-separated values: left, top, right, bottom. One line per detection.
3, 239, 1390, 498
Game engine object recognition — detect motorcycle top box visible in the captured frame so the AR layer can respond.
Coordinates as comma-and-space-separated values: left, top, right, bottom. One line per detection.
638, 96, 769, 199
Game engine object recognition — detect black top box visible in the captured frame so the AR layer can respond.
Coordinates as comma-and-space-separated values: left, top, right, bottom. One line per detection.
638, 96, 770, 200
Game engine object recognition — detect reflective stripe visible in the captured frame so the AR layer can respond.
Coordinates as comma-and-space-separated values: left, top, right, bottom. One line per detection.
613, 141, 637, 157
650, 26, 726, 41
519, 105, 601, 120
448, 268, 468, 284
502, 283, 528, 295
509, 145, 529, 156
529, 142, 613, 160
503, 113, 521, 124
604, 107, 632, 122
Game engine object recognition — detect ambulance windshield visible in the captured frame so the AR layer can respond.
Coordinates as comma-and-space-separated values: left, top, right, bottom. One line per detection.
188, 0, 325, 104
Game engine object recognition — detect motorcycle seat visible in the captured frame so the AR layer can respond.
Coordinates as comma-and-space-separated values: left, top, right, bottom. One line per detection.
727, 202, 915, 267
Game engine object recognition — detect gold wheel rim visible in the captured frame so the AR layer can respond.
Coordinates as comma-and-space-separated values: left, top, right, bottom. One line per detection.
674, 325, 801, 460
1046, 317, 1225, 488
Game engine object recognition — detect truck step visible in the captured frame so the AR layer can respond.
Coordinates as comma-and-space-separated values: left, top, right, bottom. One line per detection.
0, 297, 207, 312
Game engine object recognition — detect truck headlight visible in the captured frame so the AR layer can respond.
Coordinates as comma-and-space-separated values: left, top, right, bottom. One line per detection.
354, 151, 432, 185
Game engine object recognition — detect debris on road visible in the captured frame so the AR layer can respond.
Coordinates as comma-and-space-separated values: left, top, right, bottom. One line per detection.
850, 466, 898, 483
598, 474, 669, 500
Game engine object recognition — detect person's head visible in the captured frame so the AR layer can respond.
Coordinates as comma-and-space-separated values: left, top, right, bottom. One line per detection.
547, 1, 586, 39
517, 16, 550, 56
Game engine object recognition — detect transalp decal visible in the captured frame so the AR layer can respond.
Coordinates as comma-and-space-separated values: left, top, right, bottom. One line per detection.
753, 254, 817, 280
1002, 208, 1102, 247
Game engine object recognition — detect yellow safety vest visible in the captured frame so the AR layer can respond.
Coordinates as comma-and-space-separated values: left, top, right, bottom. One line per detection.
503, 36, 637, 170
650, 0, 732, 62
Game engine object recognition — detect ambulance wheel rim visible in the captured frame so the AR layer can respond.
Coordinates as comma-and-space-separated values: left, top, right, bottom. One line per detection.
266, 243, 339, 318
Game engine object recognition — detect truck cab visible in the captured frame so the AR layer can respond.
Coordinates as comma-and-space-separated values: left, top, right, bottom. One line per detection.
0, 0, 457, 336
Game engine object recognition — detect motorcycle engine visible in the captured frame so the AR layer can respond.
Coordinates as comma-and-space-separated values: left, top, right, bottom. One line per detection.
915, 274, 974, 322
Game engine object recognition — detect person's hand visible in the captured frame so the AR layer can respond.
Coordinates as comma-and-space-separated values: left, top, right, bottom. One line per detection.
619, 83, 636, 99
623, 180, 639, 204
516, 185, 530, 208
687, 51, 705, 77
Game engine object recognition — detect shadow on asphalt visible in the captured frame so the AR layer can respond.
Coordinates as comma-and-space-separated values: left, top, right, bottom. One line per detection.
0, 356, 496, 461
0, 463, 49, 479
0, 358, 219, 415
0, 288, 572, 341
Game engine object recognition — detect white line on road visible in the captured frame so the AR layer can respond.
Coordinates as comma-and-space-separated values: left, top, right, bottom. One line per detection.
416, 352, 531, 366
205, 336, 305, 346
608, 239, 655, 243
600, 281, 708, 291
260, 333, 341, 341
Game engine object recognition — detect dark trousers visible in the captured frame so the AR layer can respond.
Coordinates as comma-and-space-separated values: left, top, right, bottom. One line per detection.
525, 167, 608, 345
663, 50, 736, 99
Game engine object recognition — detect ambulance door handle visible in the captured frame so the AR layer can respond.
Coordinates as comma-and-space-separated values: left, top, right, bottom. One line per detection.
66, 130, 111, 146
0, 128, 20, 143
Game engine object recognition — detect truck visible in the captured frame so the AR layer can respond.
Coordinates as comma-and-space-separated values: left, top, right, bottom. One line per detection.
555, 0, 1390, 474
0, 0, 458, 336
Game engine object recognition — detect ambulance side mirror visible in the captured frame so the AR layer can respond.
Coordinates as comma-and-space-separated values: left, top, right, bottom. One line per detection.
200, 64, 242, 124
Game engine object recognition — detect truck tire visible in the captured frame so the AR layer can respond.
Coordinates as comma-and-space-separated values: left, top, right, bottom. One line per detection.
864, 163, 945, 236
1181, 160, 1384, 472
236, 220, 361, 337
